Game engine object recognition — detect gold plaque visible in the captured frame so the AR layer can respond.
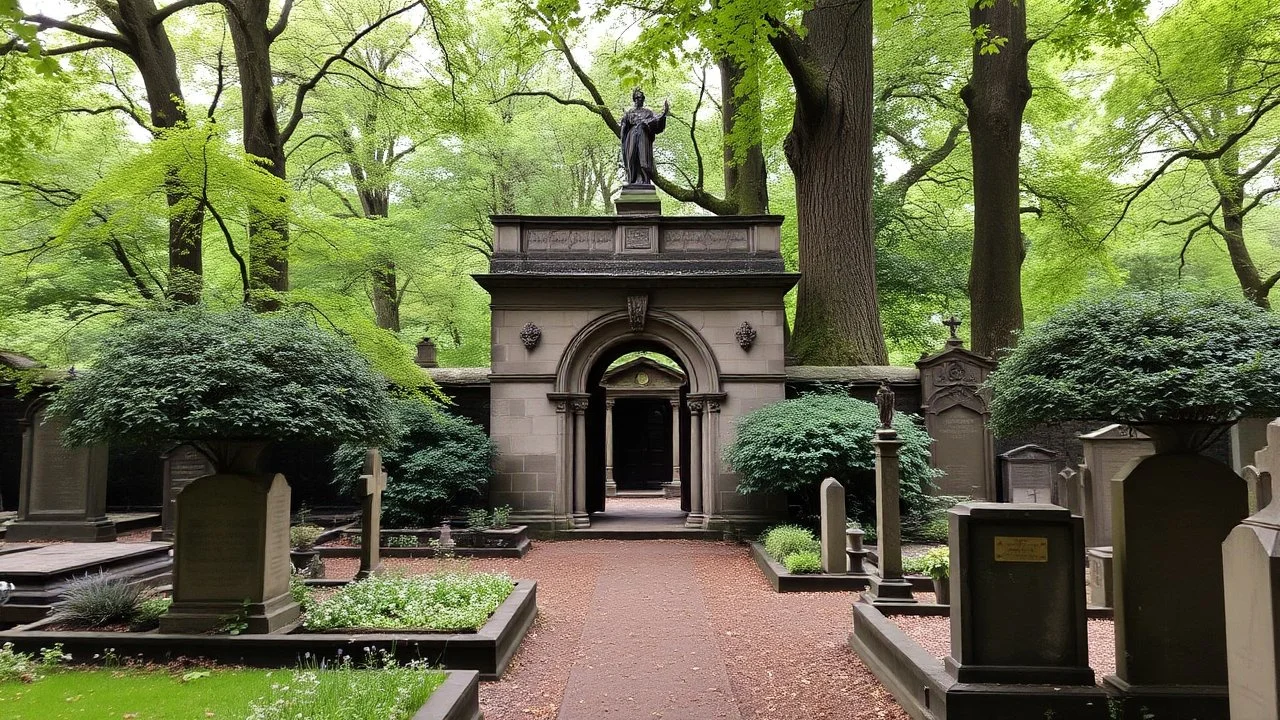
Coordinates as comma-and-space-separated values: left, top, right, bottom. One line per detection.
636, 371, 649, 385
994, 536, 1048, 563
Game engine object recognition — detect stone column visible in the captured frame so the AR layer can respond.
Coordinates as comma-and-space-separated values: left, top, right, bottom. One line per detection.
604, 399, 617, 498
686, 400, 705, 528
867, 428, 915, 604
663, 398, 681, 499
702, 400, 720, 521
820, 478, 848, 573
572, 400, 589, 527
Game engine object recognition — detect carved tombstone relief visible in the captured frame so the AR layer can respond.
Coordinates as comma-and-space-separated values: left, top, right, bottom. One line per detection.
1000, 445, 1059, 504
917, 344, 997, 500
153, 444, 215, 542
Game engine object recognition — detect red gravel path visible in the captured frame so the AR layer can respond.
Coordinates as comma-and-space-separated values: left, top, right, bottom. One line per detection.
328, 540, 908, 720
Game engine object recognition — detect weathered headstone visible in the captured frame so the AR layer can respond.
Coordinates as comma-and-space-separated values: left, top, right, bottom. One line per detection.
1224, 420, 1280, 720
1087, 546, 1112, 608
866, 427, 916, 604
1247, 422, 1280, 514
1107, 453, 1246, 710
160, 472, 300, 634
1231, 417, 1272, 475
1054, 466, 1082, 515
999, 444, 1058, 504
7, 399, 115, 543
355, 448, 387, 581
819, 477, 847, 574
946, 503, 1092, 685
151, 444, 214, 542
916, 328, 997, 500
1079, 424, 1153, 547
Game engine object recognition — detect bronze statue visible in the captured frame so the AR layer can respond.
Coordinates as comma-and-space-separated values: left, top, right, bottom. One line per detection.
620, 88, 668, 185
875, 381, 895, 430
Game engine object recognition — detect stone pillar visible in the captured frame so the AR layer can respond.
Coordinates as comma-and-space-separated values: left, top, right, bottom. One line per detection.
8, 400, 115, 543
702, 400, 721, 521
604, 399, 617, 498
663, 398, 681, 499
160, 472, 301, 634
686, 400, 705, 528
820, 478, 848, 573
571, 400, 589, 527
1106, 453, 1246, 715
867, 428, 915, 604
1224, 420, 1280, 720
946, 503, 1094, 686
355, 449, 386, 581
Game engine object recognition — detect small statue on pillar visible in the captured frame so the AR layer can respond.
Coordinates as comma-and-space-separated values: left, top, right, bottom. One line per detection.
620, 88, 668, 186
875, 381, 895, 431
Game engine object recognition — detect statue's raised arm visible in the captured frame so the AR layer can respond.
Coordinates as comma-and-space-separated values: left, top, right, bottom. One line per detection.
620, 88, 668, 186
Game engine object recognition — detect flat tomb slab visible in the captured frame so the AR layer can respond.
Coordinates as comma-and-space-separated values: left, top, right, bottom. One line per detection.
0, 541, 170, 577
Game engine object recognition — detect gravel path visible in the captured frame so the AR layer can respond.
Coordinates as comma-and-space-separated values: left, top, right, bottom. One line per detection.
329, 540, 909, 720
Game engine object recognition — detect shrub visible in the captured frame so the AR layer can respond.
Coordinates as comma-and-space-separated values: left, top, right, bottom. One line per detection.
762, 525, 821, 562
54, 572, 144, 628
47, 307, 395, 463
386, 535, 419, 548
290, 524, 326, 550
130, 596, 172, 631
901, 494, 966, 543
465, 507, 490, 530
783, 550, 823, 574
988, 290, 1280, 439
915, 547, 950, 580
302, 572, 515, 632
333, 400, 496, 527
491, 505, 512, 529
726, 392, 941, 528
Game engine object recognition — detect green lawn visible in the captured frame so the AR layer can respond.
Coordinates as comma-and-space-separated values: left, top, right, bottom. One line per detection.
0, 666, 446, 720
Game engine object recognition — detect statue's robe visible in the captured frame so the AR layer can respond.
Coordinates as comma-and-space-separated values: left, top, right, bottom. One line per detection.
620, 107, 666, 185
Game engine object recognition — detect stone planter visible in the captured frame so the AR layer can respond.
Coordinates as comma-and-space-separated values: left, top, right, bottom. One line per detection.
932, 575, 950, 605
289, 549, 319, 575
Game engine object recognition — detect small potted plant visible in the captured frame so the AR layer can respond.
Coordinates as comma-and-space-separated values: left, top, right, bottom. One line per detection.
289, 524, 325, 574
917, 547, 950, 604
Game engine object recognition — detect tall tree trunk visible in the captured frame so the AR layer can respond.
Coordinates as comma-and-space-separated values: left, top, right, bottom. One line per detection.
961, 0, 1031, 358
1219, 188, 1269, 308
718, 55, 768, 215
357, 179, 401, 331
224, 0, 289, 309
772, 0, 887, 365
115, 0, 205, 304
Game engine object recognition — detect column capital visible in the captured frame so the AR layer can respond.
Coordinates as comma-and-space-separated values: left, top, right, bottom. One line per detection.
687, 400, 705, 413
571, 399, 590, 414
605, 398, 616, 409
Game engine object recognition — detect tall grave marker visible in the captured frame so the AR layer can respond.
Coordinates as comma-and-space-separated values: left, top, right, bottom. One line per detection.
819, 478, 847, 574
866, 383, 916, 604
1079, 424, 1152, 547
999, 444, 1058, 503
355, 448, 386, 580
916, 317, 997, 500
151, 444, 214, 542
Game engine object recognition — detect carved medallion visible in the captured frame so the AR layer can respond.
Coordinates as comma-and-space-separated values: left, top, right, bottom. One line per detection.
520, 323, 542, 350
736, 321, 757, 351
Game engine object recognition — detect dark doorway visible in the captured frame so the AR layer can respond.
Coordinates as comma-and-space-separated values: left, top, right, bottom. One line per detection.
613, 398, 672, 491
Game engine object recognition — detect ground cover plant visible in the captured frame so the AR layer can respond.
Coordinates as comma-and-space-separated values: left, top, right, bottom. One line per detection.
302, 571, 515, 632
761, 525, 823, 575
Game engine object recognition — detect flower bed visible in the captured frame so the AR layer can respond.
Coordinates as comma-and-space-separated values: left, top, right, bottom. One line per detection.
316, 526, 531, 559
303, 572, 515, 632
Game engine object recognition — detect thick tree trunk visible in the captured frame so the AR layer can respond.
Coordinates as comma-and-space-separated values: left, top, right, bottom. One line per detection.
961, 0, 1031, 359
117, 0, 204, 304
224, 0, 289, 309
356, 183, 401, 331
1219, 190, 1269, 308
718, 56, 768, 215
778, 0, 887, 365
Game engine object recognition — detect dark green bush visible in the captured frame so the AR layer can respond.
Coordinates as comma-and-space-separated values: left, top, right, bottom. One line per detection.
48, 307, 395, 455
989, 290, 1280, 437
54, 572, 144, 628
333, 400, 496, 527
725, 392, 940, 529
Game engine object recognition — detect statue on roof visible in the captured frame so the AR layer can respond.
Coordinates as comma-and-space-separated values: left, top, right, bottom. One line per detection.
620, 88, 668, 186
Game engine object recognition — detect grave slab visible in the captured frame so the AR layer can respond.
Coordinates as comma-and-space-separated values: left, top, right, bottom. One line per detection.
0, 541, 172, 623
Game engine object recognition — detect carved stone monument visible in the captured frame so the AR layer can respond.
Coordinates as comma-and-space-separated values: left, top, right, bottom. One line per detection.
7, 398, 115, 543
916, 321, 997, 500
819, 477, 847, 574
356, 448, 387, 581
1223, 419, 1280, 720
866, 419, 916, 605
151, 444, 214, 542
160, 472, 300, 634
1054, 466, 1082, 515
1231, 417, 1272, 474
615, 88, 669, 215
1079, 424, 1153, 547
999, 444, 1058, 504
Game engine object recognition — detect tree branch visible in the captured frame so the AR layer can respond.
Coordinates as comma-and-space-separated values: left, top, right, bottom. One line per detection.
150, 0, 220, 27
268, 0, 294, 41
23, 14, 129, 49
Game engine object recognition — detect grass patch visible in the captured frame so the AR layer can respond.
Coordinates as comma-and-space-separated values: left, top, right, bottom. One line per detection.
303, 571, 515, 632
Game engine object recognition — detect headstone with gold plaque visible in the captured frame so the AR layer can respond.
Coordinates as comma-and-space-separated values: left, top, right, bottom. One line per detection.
945, 502, 1093, 685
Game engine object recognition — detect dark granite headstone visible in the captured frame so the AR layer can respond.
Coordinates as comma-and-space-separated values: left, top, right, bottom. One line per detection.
946, 502, 1092, 685
151, 444, 214, 542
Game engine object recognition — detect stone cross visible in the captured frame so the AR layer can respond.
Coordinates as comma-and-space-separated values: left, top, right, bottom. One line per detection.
819, 478, 848, 573
942, 315, 962, 339
355, 448, 387, 580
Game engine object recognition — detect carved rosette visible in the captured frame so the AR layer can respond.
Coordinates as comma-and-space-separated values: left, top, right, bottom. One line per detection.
627, 294, 649, 332
520, 323, 542, 350
735, 321, 757, 351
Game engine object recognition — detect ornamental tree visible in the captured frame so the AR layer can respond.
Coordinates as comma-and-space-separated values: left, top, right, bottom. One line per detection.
49, 307, 396, 469
988, 291, 1280, 444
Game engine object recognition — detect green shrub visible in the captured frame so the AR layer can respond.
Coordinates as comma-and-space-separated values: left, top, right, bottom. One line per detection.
989, 290, 1280, 438
915, 547, 950, 580
762, 525, 821, 562
290, 524, 326, 550
302, 572, 515, 632
130, 596, 172, 630
54, 572, 144, 628
491, 505, 512, 529
465, 507, 490, 530
386, 535, 419, 548
333, 401, 496, 527
0, 643, 67, 683
902, 494, 965, 543
782, 550, 823, 574
726, 392, 941, 529
290, 571, 311, 607
47, 308, 395, 461
902, 555, 927, 575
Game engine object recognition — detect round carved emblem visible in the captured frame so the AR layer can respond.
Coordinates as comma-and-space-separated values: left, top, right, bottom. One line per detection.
636, 371, 650, 386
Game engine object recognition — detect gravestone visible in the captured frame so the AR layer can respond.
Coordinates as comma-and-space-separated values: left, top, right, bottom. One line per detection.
999, 444, 1058, 504
1247, 422, 1280, 514
819, 477, 847, 573
7, 399, 115, 543
160, 472, 300, 634
946, 503, 1092, 685
151, 444, 214, 542
1054, 466, 1082, 515
916, 330, 997, 500
1224, 420, 1280, 720
1107, 453, 1246, 711
1079, 425, 1152, 547
1231, 417, 1272, 474
1242, 466, 1271, 516
1087, 546, 1112, 608
866, 428, 916, 604
355, 448, 387, 580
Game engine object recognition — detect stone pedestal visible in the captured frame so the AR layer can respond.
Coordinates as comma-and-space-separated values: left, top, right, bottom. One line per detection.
866, 429, 915, 604
846, 528, 870, 575
160, 473, 300, 634
152, 444, 214, 542
1087, 546, 1112, 608
945, 503, 1093, 685
7, 400, 115, 543
819, 478, 847, 573
1106, 453, 1246, 716
1079, 424, 1153, 547
614, 184, 661, 215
